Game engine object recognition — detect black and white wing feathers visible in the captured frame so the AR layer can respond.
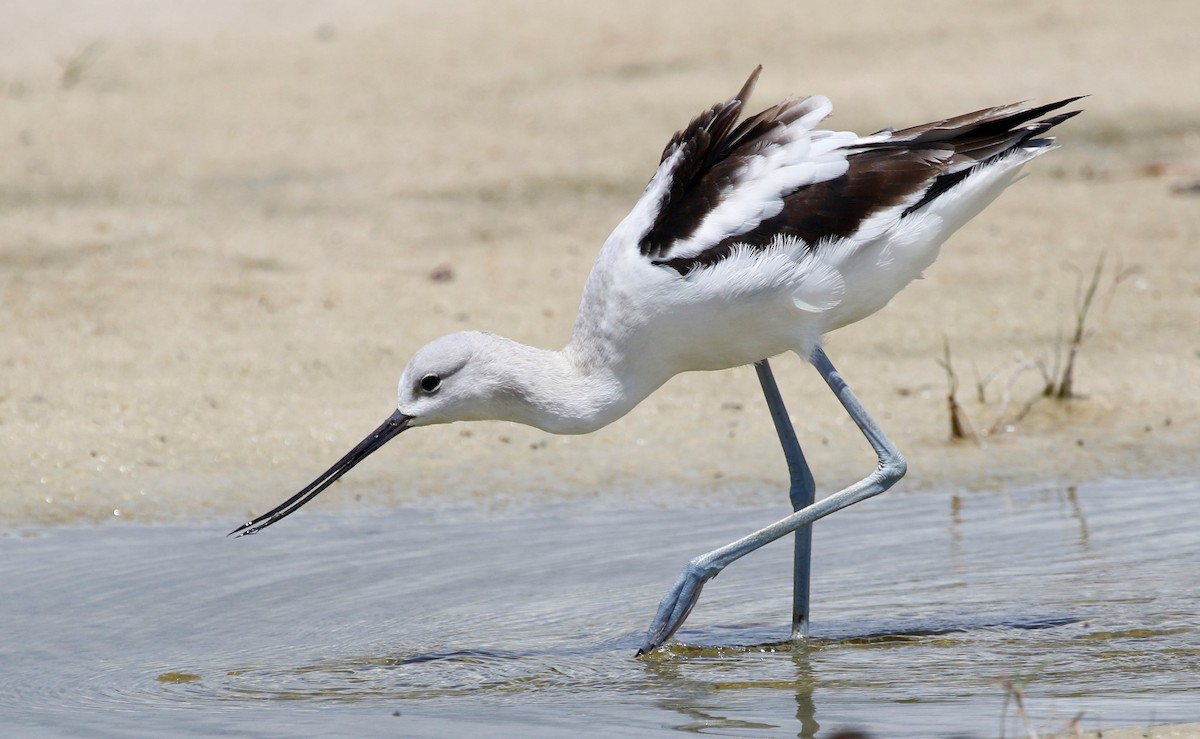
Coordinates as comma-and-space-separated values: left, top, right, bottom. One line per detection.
633, 68, 1081, 276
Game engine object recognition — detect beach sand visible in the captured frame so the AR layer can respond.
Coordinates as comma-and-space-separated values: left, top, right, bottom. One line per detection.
1, 0, 1197, 529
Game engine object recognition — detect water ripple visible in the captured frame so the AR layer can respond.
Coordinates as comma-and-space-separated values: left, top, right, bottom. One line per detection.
2, 478, 1197, 736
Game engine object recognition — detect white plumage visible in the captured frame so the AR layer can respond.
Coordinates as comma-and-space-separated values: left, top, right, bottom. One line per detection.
233, 67, 1079, 653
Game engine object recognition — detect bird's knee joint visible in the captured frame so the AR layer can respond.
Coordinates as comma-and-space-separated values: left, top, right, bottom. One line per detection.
875, 452, 906, 483
883, 453, 907, 481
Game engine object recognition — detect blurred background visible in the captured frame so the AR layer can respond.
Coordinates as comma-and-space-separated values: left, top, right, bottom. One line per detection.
3, 4, 1199, 737
1, 0, 1196, 526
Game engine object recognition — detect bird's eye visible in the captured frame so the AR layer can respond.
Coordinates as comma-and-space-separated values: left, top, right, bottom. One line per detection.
419, 374, 442, 393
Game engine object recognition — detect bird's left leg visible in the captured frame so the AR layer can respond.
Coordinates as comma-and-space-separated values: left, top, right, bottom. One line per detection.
639, 347, 906, 655
754, 359, 816, 640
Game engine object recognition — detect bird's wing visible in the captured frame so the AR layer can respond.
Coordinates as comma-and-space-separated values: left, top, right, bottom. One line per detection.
617, 67, 1081, 276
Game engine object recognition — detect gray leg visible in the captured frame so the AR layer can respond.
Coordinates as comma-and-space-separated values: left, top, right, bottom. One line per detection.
754, 359, 816, 640
638, 347, 906, 655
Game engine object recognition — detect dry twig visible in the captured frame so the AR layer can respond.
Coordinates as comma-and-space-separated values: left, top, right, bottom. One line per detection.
1053, 253, 1106, 399
938, 337, 978, 442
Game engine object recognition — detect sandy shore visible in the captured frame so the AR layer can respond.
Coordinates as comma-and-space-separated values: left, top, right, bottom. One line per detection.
1, 0, 1197, 528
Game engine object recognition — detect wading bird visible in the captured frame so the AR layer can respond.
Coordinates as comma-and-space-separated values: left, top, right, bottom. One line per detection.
232, 67, 1079, 655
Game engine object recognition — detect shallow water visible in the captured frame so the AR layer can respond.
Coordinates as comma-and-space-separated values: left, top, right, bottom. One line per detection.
2, 478, 1197, 737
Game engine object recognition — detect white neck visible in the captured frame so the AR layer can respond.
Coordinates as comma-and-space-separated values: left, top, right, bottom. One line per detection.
469, 331, 663, 435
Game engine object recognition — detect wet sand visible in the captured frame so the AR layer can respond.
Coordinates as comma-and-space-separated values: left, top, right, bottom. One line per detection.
1, 0, 1197, 529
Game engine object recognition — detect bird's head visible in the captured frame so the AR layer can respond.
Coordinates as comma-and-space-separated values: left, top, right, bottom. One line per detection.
395, 331, 520, 427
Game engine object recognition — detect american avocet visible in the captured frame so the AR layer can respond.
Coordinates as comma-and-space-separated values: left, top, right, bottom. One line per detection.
232, 67, 1079, 654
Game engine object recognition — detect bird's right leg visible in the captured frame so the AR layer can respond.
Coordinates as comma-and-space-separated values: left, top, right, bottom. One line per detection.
638, 347, 906, 655
754, 359, 816, 640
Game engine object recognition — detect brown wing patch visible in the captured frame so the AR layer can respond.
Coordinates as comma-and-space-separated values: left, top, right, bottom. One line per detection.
639, 68, 760, 259
653, 148, 945, 274
640, 69, 1082, 277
